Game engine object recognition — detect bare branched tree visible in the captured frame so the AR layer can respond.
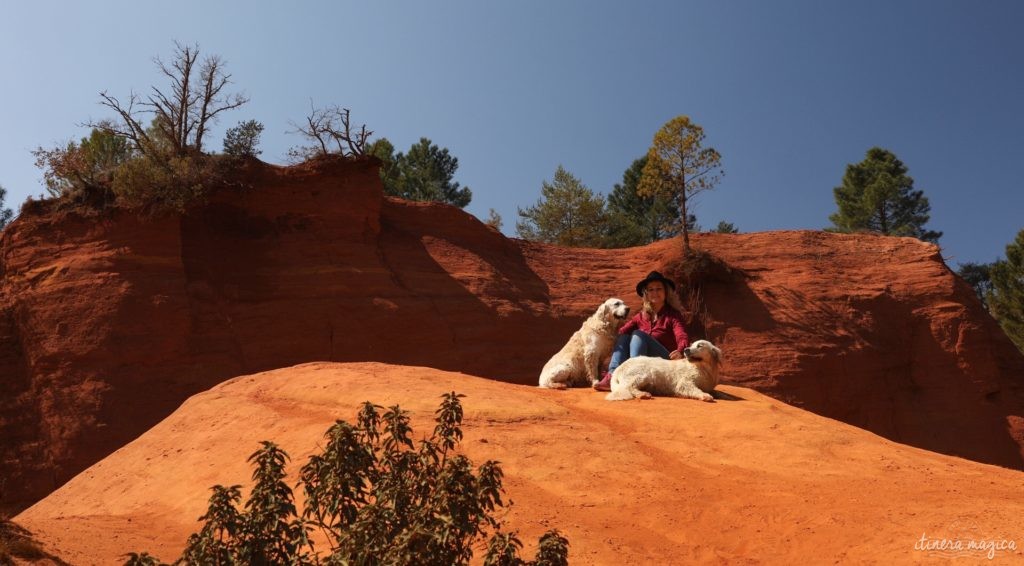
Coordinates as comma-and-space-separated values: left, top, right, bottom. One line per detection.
92, 92, 155, 157
188, 51, 248, 153
86, 41, 248, 158
288, 102, 372, 160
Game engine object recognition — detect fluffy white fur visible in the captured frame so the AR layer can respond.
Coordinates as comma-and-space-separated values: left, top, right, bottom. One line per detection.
605, 339, 722, 401
538, 298, 631, 389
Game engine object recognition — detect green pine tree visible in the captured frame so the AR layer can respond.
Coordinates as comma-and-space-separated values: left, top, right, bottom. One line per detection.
223, 120, 264, 157
516, 165, 606, 248
604, 156, 681, 248
989, 229, 1024, 352
367, 137, 401, 194
366, 137, 471, 208
957, 262, 994, 311
713, 220, 738, 234
828, 147, 941, 243
638, 115, 724, 255
0, 185, 13, 229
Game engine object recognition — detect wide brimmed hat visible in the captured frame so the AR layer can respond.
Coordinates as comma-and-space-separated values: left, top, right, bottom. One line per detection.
635, 270, 676, 296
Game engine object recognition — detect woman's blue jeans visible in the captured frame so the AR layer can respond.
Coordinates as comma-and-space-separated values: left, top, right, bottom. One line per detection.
608, 330, 671, 374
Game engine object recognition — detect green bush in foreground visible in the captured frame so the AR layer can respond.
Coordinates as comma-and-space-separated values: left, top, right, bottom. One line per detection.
125, 392, 568, 565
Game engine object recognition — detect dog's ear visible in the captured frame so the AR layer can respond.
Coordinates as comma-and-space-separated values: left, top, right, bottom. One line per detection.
710, 344, 722, 364
599, 301, 612, 318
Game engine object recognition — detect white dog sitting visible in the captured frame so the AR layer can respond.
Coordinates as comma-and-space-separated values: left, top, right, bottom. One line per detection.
538, 298, 631, 389
605, 339, 722, 401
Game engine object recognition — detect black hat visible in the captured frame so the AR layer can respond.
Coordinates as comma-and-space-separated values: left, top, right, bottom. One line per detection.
636, 271, 676, 297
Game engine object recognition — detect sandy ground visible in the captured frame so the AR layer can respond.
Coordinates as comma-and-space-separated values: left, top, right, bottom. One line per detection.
15, 362, 1024, 564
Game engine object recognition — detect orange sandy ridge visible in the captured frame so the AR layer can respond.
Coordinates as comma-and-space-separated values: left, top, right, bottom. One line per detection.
16, 362, 1024, 565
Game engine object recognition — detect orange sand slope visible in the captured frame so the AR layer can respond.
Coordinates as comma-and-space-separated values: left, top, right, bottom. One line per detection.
17, 362, 1024, 564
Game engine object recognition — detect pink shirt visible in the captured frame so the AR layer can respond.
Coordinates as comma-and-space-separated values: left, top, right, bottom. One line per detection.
619, 305, 689, 353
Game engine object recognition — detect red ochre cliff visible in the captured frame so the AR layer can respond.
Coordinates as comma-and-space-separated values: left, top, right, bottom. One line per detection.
1, 156, 1022, 511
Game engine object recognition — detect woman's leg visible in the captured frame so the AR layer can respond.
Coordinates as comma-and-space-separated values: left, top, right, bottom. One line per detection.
607, 333, 632, 374
629, 330, 671, 359
596, 333, 632, 391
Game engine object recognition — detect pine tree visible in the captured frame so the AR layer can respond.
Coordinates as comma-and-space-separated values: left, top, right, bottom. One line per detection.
957, 262, 994, 311
223, 120, 264, 157
637, 116, 723, 254
367, 137, 400, 193
828, 147, 941, 243
396, 138, 472, 208
0, 185, 13, 229
604, 156, 680, 248
713, 221, 738, 234
367, 137, 472, 208
989, 229, 1024, 352
516, 166, 606, 247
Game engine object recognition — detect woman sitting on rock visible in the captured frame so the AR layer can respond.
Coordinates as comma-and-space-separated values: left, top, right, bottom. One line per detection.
594, 270, 690, 392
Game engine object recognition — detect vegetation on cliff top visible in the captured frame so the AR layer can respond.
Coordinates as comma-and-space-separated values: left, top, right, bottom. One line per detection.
828, 147, 942, 243
31, 42, 256, 214
28, 42, 474, 217
15, 41, 1022, 353
988, 229, 1024, 352
0, 185, 13, 229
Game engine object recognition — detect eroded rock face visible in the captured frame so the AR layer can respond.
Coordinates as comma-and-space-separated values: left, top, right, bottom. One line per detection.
1, 156, 1022, 510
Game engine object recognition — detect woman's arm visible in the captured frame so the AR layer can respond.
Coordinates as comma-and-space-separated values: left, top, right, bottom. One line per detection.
669, 310, 689, 351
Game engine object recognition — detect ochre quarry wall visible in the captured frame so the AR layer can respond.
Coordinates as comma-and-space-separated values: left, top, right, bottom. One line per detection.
1, 156, 1022, 511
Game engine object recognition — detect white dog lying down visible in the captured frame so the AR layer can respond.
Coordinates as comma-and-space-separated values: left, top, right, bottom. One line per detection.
605, 339, 722, 401
538, 298, 631, 389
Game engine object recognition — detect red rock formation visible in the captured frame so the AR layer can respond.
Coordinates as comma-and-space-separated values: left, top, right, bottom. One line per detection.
1, 156, 1022, 512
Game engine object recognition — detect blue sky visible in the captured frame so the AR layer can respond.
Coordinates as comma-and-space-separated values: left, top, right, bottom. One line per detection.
2, 1, 1021, 266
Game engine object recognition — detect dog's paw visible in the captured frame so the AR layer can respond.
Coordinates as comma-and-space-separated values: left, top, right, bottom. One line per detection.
550, 383, 568, 390
700, 392, 715, 402
638, 391, 653, 400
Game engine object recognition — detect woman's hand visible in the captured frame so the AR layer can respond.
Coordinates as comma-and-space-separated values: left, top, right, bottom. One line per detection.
669, 350, 683, 360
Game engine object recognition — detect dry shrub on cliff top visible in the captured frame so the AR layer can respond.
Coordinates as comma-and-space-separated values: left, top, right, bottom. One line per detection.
668, 248, 746, 341
125, 393, 568, 566
287, 103, 372, 163
31, 42, 251, 216
674, 247, 743, 288
109, 154, 221, 213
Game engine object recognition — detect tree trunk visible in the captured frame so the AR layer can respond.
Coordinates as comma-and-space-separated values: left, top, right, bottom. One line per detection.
680, 176, 690, 254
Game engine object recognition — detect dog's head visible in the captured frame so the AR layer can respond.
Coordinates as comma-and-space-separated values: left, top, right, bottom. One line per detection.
599, 298, 631, 325
682, 340, 722, 367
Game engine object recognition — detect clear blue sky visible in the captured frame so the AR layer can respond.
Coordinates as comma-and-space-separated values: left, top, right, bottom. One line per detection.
2, 1, 1022, 266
